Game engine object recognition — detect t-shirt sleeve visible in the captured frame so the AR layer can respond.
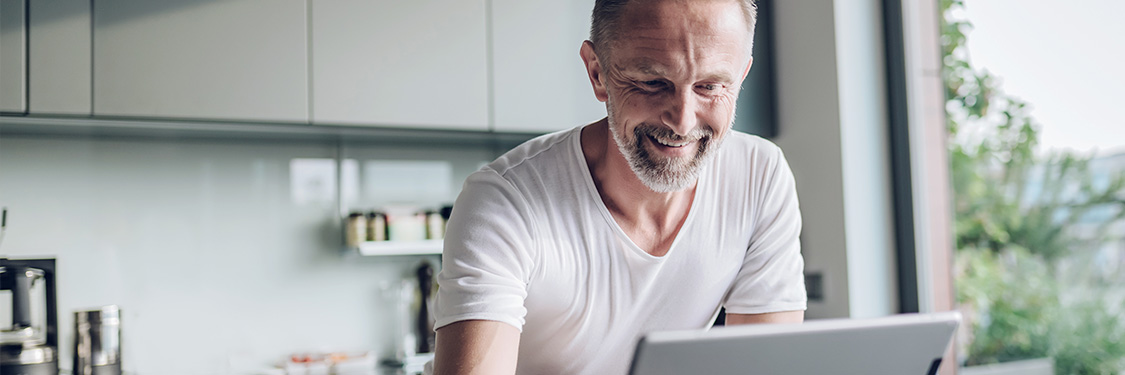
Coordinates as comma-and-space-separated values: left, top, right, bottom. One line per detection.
433, 168, 536, 332
723, 145, 808, 314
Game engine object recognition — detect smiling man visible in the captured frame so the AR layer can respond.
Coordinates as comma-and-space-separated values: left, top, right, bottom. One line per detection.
430, 1, 806, 374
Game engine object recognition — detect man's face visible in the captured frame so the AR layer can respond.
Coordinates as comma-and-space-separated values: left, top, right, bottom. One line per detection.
595, 0, 752, 192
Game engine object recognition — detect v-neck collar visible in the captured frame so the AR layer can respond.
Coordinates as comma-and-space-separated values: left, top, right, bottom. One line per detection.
569, 126, 707, 261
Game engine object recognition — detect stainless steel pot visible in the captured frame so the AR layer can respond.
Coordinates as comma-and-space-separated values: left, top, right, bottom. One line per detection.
73, 306, 121, 375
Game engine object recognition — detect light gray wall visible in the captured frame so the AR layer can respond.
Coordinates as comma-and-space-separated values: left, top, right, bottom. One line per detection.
0, 135, 494, 374
771, 0, 850, 320
771, 0, 899, 319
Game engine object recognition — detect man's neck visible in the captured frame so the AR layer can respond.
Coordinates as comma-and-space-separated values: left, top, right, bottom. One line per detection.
580, 120, 696, 254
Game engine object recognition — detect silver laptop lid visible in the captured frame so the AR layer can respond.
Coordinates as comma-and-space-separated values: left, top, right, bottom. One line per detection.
629, 311, 961, 375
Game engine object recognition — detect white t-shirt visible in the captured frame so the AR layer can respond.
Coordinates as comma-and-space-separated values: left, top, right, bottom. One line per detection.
433, 125, 806, 375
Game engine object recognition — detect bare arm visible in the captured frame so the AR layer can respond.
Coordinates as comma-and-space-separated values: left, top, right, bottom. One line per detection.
724, 310, 805, 325
432, 320, 521, 375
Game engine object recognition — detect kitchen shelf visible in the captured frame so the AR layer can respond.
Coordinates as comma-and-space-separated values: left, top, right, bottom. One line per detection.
0, 115, 537, 148
355, 239, 443, 256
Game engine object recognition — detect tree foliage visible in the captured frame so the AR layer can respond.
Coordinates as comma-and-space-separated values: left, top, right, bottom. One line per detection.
942, 0, 1125, 373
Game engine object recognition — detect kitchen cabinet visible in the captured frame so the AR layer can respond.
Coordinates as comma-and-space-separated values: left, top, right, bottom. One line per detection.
0, 0, 27, 114
93, 0, 307, 122
311, 0, 489, 130
490, 0, 606, 134
29, 0, 92, 115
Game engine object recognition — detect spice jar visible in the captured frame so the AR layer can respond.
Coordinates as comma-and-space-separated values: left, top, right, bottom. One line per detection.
387, 210, 427, 241
367, 211, 387, 241
425, 211, 445, 240
345, 212, 367, 248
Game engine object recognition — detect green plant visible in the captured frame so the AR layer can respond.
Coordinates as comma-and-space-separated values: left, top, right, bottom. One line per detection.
1050, 298, 1125, 375
956, 247, 1055, 365
941, 0, 1125, 373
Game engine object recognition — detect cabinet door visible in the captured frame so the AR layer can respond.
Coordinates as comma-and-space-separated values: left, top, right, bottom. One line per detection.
491, 0, 605, 134
29, 0, 92, 115
93, 0, 307, 122
311, 0, 489, 130
0, 0, 27, 114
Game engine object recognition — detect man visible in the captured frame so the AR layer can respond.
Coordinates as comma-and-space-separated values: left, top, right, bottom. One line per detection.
430, 0, 806, 374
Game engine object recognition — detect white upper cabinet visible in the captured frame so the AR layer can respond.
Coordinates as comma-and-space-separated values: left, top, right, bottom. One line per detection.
93, 0, 308, 122
311, 0, 489, 130
29, 0, 92, 115
19, 0, 600, 132
0, 0, 27, 114
491, 0, 605, 134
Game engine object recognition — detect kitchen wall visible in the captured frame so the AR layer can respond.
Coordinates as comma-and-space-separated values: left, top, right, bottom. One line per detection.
0, 132, 502, 374
770, 0, 899, 319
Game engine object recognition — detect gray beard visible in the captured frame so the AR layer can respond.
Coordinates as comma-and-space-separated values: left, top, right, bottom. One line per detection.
607, 106, 730, 193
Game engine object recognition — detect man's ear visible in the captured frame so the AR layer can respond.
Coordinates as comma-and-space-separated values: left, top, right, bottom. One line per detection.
739, 56, 754, 83
580, 41, 609, 103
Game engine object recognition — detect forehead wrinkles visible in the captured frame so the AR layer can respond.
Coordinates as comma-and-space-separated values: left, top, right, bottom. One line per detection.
616, 0, 747, 41
609, 1, 748, 78
613, 44, 739, 83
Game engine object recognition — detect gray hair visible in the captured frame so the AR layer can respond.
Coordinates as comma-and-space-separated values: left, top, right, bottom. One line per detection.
589, 0, 758, 59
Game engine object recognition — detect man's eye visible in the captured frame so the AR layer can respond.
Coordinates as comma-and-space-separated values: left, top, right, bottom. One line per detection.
698, 84, 718, 91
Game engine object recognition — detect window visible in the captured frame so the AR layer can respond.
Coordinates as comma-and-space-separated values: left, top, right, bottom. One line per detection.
941, 1, 1125, 373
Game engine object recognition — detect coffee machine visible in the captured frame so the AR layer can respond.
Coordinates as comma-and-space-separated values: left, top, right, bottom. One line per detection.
0, 258, 58, 375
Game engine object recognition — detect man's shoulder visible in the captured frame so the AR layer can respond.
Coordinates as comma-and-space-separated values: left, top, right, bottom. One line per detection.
485, 125, 582, 177
451, 126, 586, 248
719, 130, 786, 164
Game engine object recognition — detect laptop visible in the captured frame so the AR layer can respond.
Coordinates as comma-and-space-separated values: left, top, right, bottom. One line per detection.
628, 311, 961, 375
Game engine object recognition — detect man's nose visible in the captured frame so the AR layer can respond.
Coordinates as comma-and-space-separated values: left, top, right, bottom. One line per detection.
660, 89, 699, 136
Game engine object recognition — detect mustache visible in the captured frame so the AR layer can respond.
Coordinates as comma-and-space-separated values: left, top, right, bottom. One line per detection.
632, 124, 713, 143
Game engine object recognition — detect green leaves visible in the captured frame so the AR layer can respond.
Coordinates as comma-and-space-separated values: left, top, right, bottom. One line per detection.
956, 248, 1055, 365
943, 0, 1125, 373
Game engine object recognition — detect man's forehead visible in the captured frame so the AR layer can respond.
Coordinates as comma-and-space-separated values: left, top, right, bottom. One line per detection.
617, 0, 750, 35
606, 1, 751, 61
